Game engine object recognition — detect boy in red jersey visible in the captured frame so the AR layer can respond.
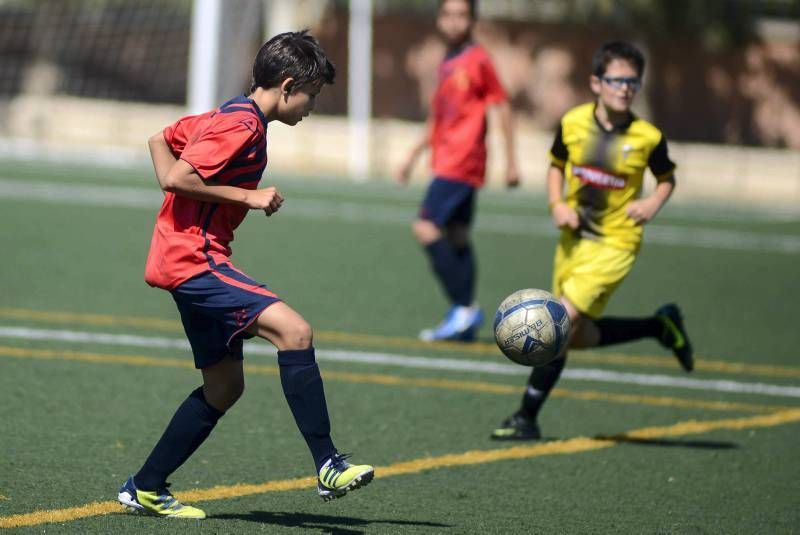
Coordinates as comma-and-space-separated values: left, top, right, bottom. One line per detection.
117, 32, 373, 519
397, 0, 520, 342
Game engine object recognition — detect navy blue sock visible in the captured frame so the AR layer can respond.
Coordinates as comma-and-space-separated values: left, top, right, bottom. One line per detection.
277, 348, 335, 472
520, 355, 568, 420
425, 238, 470, 306
134, 386, 224, 491
596, 316, 662, 346
454, 243, 476, 305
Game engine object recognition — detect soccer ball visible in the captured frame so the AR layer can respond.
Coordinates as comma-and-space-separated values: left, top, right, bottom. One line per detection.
493, 288, 571, 367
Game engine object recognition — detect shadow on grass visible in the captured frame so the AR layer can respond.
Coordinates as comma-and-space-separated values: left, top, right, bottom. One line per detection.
211, 510, 451, 533
595, 435, 739, 450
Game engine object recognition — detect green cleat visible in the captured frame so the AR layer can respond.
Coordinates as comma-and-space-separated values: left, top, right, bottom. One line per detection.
656, 303, 694, 372
490, 411, 541, 441
118, 476, 206, 519
317, 453, 374, 502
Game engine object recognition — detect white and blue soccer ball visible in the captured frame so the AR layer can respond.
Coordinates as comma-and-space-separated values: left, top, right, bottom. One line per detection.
493, 288, 571, 367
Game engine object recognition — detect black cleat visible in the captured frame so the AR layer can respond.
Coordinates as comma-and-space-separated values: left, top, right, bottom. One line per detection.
656, 303, 694, 372
490, 411, 541, 441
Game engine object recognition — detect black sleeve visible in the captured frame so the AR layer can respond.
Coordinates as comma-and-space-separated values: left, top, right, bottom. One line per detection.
648, 135, 676, 179
549, 123, 568, 166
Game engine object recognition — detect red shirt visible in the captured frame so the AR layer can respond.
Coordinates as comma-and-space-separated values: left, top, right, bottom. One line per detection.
144, 96, 268, 290
430, 44, 507, 187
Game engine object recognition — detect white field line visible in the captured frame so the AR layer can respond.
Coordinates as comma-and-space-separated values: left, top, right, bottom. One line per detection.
2, 142, 798, 223
2, 326, 800, 399
0, 138, 149, 168
0, 179, 798, 253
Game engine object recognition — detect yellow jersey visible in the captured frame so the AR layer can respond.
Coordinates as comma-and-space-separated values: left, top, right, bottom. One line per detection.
549, 102, 675, 251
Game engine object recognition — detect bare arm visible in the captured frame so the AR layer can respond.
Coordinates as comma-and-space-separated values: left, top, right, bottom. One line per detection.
148, 132, 177, 193
395, 117, 432, 184
161, 160, 283, 215
626, 175, 675, 225
494, 101, 520, 187
147, 132, 283, 215
547, 164, 578, 230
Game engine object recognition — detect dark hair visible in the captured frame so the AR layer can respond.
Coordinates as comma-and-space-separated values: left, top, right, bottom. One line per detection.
250, 30, 335, 93
439, 0, 477, 18
591, 41, 645, 78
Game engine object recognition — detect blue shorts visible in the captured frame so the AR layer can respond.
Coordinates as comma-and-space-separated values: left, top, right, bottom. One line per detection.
171, 263, 281, 369
418, 177, 476, 227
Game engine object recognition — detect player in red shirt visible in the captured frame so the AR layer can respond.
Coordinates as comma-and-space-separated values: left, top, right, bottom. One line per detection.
397, 0, 520, 341
117, 32, 373, 520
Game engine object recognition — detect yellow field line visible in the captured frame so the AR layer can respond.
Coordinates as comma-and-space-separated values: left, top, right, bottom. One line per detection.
547, 389, 785, 414
1, 347, 790, 413
0, 308, 180, 332
0, 345, 786, 414
3, 408, 799, 529
0, 346, 196, 370
320, 370, 787, 413
620, 409, 800, 439
2, 307, 799, 379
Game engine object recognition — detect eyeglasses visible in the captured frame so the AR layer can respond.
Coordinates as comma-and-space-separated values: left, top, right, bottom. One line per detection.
601, 76, 642, 91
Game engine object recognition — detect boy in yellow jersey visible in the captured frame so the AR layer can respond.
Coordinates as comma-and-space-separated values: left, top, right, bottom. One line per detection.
492, 41, 693, 441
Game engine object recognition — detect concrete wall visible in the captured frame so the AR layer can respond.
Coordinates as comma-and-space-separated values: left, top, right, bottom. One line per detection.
4, 95, 799, 209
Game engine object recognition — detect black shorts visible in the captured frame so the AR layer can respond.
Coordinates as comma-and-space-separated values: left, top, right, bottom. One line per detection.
171, 263, 281, 369
418, 177, 476, 227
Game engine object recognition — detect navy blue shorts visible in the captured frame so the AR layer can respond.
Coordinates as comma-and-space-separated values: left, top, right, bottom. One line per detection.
418, 177, 476, 227
171, 263, 281, 369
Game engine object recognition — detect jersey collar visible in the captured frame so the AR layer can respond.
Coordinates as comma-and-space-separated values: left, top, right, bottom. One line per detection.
224, 94, 269, 128
592, 102, 634, 133
246, 96, 269, 128
443, 41, 475, 62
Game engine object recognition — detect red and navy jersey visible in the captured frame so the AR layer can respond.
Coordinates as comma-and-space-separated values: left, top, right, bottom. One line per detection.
430, 44, 507, 188
144, 95, 268, 290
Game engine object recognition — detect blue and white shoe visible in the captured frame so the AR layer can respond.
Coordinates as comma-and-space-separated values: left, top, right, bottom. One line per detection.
419, 305, 483, 342
457, 307, 484, 341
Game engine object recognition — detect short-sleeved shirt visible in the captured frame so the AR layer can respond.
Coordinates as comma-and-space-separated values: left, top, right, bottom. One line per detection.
144, 95, 269, 290
549, 102, 676, 251
430, 44, 507, 188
